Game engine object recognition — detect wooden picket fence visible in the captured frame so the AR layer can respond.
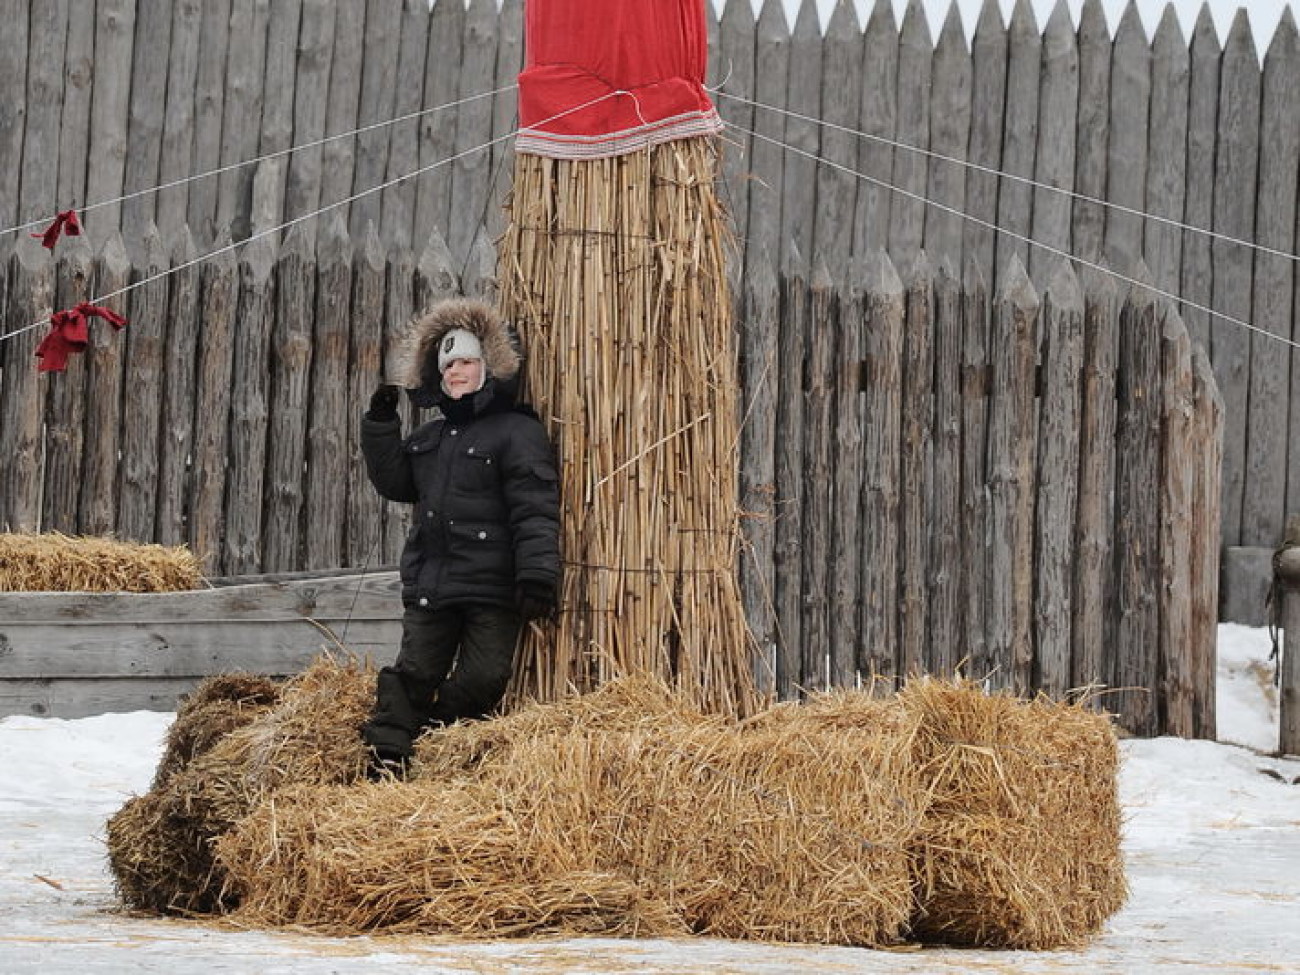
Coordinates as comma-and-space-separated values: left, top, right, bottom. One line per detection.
0, 222, 1222, 737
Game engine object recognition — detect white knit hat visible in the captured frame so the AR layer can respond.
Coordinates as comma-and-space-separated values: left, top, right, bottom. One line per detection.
437, 328, 484, 373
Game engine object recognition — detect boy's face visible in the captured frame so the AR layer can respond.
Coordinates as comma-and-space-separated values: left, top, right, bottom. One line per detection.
443, 357, 485, 399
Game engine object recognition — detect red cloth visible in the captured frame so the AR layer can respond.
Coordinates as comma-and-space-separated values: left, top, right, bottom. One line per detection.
35, 302, 128, 373
517, 0, 722, 159
31, 210, 83, 250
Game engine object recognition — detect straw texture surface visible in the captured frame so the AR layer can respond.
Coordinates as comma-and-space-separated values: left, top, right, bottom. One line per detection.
0, 531, 203, 592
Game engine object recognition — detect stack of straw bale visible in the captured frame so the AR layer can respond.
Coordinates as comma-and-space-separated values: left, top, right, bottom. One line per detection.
497, 142, 757, 717
0, 531, 203, 592
108, 658, 1126, 949
900, 678, 1128, 948
107, 656, 374, 914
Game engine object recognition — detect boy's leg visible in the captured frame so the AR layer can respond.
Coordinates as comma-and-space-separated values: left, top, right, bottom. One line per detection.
362, 605, 462, 760
425, 604, 523, 726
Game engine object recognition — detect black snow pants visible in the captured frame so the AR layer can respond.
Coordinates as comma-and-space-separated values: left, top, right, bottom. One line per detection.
361, 603, 522, 760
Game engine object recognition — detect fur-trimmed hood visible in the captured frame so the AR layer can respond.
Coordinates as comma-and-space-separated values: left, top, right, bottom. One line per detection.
402, 299, 521, 404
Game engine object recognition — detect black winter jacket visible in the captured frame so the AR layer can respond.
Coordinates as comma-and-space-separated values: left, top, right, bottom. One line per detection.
361, 384, 560, 610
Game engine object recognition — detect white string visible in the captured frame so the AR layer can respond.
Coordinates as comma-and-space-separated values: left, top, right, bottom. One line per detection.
715, 88, 1300, 269
0, 89, 624, 349
0, 84, 518, 240
736, 122, 1300, 354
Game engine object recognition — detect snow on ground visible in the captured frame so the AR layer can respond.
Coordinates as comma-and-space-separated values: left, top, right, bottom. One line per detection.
1, 625, 1297, 974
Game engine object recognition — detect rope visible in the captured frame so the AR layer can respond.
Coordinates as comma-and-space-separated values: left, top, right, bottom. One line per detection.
735, 122, 1300, 354
714, 88, 1300, 268
0, 85, 518, 241
0, 89, 626, 350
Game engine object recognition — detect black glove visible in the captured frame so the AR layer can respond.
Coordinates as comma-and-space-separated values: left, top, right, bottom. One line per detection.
515, 582, 556, 622
367, 384, 401, 422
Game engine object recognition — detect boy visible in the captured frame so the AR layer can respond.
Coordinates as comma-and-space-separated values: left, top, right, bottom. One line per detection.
359, 299, 560, 775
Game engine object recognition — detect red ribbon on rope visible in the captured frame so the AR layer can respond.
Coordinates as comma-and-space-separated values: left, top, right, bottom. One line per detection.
35, 302, 128, 373
31, 210, 83, 250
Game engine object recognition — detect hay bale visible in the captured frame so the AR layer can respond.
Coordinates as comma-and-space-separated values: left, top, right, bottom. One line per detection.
218, 676, 925, 947
151, 673, 282, 788
0, 531, 203, 592
107, 655, 375, 915
899, 678, 1128, 949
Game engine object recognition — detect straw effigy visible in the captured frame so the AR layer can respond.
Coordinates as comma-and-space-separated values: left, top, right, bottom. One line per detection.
215, 675, 925, 946
497, 141, 759, 718
0, 531, 204, 592
106, 656, 374, 915
899, 678, 1128, 948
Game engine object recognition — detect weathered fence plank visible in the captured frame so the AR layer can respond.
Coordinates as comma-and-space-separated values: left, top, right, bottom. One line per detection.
117, 226, 168, 541
1243, 14, 1300, 548
1103, 3, 1151, 275
744, 0, 790, 271
1210, 12, 1260, 547
379, 0, 430, 252
20, 1, 68, 226
994, 0, 1039, 283
773, 268, 808, 695
190, 231, 238, 572
812, 1, 861, 284
717, 0, 756, 258
350, 0, 401, 240
0, 0, 28, 229
898, 253, 934, 678
319, 0, 364, 237
215, 0, 270, 243
188, 0, 232, 244
1034, 260, 1084, 698
304, 214, 351, 569
888, 0, 932, 268
446, 0, 500, 268
739, 255, 779, 694
800, 265, 836, 690
1113, 274, 1162, 736
263, 225, 316, 572
927, 258, 962, 677
1072, 267, 1119, 696
960, 0, 1007, 288
413, 0, 465, 249
486, 0, 524, 248
779, 0, 821, 275
985, 256, 1038, 691
852, 0, 897, 259
959, 257, 990, 679
0, 239, 51, 534
223, 234, 277, 574
347, 224, 387, 567
1144, 7, 1189, 297
1028, 1, 1076, 285
829, 265, 865, 688
85, 0, 135, 244
924, 7, 971, 271
155, 0, 201, 240
283, 0, 335, 238
41, 235, 94, 533
1071, 0, 1111, 264
381, 244, 416, 563
1160, 303, 1196, 737
1190, 345, 1223, 738
860, 251, 904, 683
157, 226, 200, 547
255, 0, 302, 237
1274, 519, 1300, 754
1179, 7, 1221, 355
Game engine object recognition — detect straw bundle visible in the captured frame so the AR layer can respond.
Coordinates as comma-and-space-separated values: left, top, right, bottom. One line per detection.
215, 674, 924, 946
0, 531, 203, 592
150, 673, 282, 789
899, 678, 1128, 948
498, 141, 758, 717
107, 656, 375, 914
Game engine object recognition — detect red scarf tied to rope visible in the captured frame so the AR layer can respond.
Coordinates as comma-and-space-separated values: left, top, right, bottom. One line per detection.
31, 210, 83, 250
35, 302, 128, 373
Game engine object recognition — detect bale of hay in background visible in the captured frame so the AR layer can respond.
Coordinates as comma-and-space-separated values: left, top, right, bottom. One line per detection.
107, 656, 374, 915
899, 678, 1128, 948
216, 675, 926, 947
0, 531, 204, 592
150, 673, 282, 789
